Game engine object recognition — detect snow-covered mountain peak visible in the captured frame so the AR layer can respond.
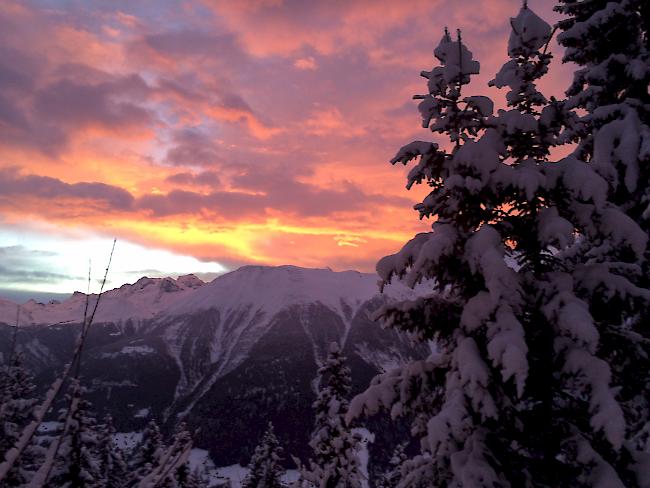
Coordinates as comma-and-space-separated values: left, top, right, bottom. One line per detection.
0, 274, 206, 326
176, 274, 205, 289
172, 264, 418, 319
0, 265, 425, 328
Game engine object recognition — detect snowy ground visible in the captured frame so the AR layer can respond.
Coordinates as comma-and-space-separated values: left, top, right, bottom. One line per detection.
187, 448, 300, 487
34, 425, 374, 487
113, 431, 143, 450
353, 427, 375, 487
187, 428, 373, 487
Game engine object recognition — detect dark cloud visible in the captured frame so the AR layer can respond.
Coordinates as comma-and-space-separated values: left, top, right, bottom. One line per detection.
138, 189, 259, 218
0, 6, 156, 154
0, 265, 81, 284
139, 168, 409, 218
0, 289, 72, 305
0, 45, 68, 154
230, 167, 410, 216
0, 245, 82, 296
141, 30, 244, 60
0, 169, 135, 211
0, 46, 153, 154
165, 171, 221, 187
0, 46, 39, 93
0, 246, 57, 258
0, 166, 404, 221
34, 75, 152, 130
219, 92, 253, 112
164, 129, 223, 167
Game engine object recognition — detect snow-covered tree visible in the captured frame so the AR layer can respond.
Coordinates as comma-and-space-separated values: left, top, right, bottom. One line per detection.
299, 342, 362, 488
95, 415, 128, 488
47, 379, 102, 487
156, 423, 201, 488
348, 4, 650, 487
130, 419, 165, 484
554, 0, 650, 480
376, 443, 407, 488
242, 422, 285, 488
555, 0, 649, 224
172, 462, 206, 488
0, 353, 40, 486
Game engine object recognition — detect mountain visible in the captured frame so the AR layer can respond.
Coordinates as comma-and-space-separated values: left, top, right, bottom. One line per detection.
0, 265, 429, 472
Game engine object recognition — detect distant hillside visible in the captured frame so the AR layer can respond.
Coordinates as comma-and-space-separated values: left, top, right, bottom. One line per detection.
0, 265, 430, 473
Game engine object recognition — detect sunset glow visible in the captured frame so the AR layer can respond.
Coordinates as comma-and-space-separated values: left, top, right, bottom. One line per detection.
0, 0, 572, 295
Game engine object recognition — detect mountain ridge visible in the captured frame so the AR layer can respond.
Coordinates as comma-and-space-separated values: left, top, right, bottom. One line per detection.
0, 264, 430, 468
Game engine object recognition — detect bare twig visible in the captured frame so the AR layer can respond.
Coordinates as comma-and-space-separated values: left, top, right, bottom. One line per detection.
0, 239, 117, 485
74, 240, 115, 379
137, 434, 193, 488
7, 305, 20, 366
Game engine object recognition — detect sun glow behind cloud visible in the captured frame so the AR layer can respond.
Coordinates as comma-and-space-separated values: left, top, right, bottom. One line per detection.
0, 0, 570, 294
0, 226, 227, 294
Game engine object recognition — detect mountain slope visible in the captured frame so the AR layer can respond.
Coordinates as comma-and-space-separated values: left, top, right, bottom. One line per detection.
0, 265, 429, 468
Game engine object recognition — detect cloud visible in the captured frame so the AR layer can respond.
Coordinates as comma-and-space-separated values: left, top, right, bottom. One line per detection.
294, 56, 317, 70
305, 107, 366, 137
0, 245, 82, 286
0, 168, 135, 212
166, 171, 221, 187
204, 0, 438, 57
34, 75, 153, 133
0, 0, 574, 279
164, 129, 224, 167
0, 165, 407, 224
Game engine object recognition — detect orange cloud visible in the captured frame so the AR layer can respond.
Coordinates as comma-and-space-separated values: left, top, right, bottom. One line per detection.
0, 0, 574, 285
294, 57, 317, 70
305, 107, 366, 137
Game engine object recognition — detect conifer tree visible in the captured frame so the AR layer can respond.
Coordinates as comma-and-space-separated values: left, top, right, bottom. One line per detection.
130, 419, 165, 485
96, 415, 128, 488
172, 462, 205, 488
0, 352, 40, 486
348, 4, 649, 487
555, 0, 649, 225
555, 0, 650, 469
48, 379, 102, 487
157, 423, 201, 488
299, 342, 362, 488
242, 422, 285, 488
376, 443, 407, 488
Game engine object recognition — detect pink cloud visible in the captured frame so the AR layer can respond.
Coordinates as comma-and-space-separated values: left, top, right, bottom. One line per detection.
294, 56, 317, 70
0, 0, 576, 274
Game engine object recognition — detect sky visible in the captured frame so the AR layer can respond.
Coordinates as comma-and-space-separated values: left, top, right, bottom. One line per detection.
0, 0, 573, 299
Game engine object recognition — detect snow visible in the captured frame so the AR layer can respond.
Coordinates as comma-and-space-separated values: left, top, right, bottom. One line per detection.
0, 274, 205, 327
496, 109, 537, 133
0, 266, 423, 331
463, 96, 493, 117
377, 228, 457, 289
174, 265, 418, 321
134, 408, 150, 419
600, 208, 648, 258
593, 111, 641, 192
113, 431, 143, 450
507, 6, 552, 56
2, 265, 428, 420
353, 342, 411, 373
487, 308, 528, 397
36, 421, 60, 435
101, 345, 155, 359
208, 463, 299, 488
537, 206, 574, 249
454, 337, 497, 419
352, 427, 374, 488
432, 30, 480, 85
564, 349, 625, 449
